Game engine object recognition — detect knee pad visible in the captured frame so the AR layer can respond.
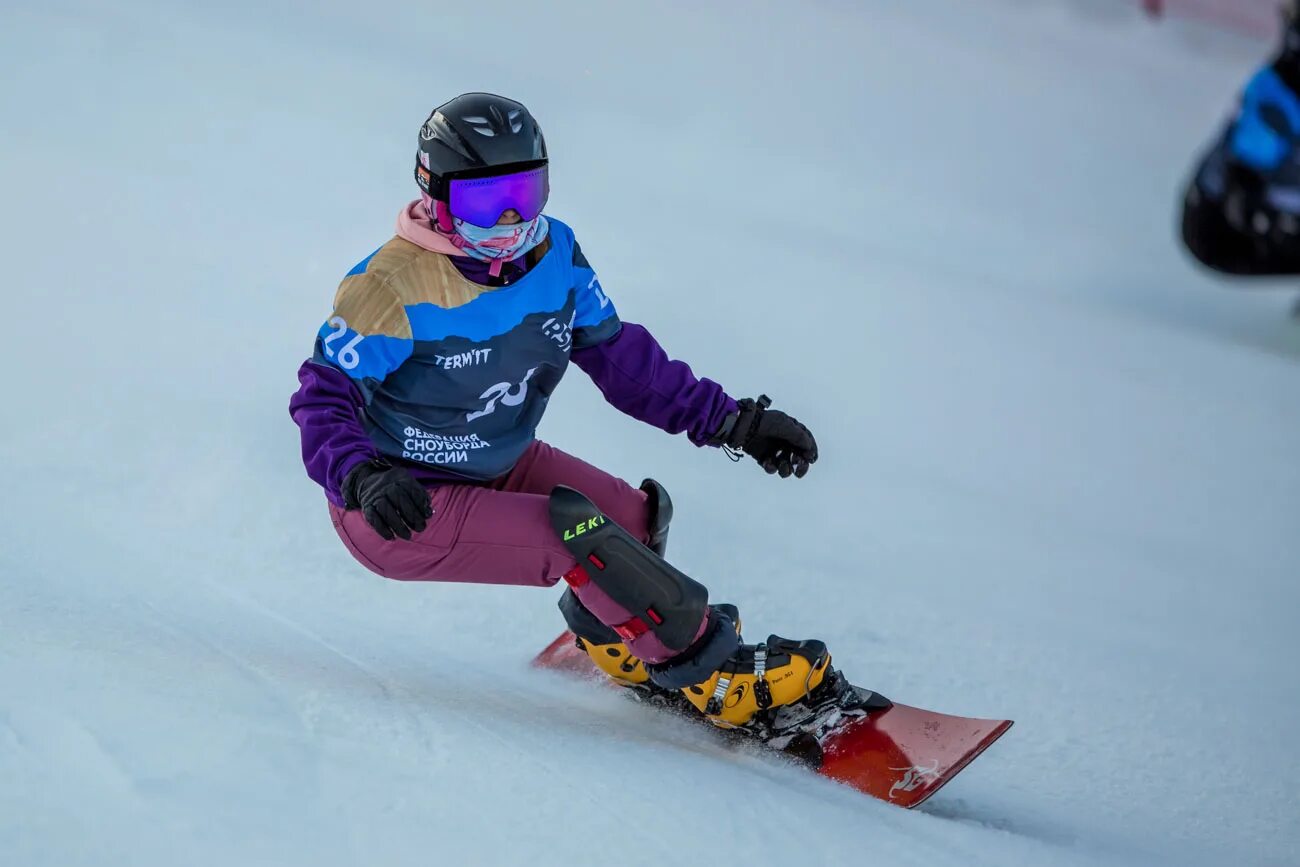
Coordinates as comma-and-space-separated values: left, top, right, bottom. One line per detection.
549, 485, 708, 654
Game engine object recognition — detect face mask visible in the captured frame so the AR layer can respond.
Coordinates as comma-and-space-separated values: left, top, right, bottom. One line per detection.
450, 214, 549, 265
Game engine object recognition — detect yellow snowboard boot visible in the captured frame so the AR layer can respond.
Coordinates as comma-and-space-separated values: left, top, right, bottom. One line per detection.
681, 637, 833, 729
573, 633, 652, 687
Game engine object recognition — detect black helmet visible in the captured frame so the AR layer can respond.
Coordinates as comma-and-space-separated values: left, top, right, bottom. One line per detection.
415, 93, 547, 201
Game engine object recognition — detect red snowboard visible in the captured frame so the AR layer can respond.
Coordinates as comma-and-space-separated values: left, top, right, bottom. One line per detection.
533, 631, 1013, 808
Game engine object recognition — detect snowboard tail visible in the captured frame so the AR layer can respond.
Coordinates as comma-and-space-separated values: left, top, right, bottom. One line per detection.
533, 631, 1012, 808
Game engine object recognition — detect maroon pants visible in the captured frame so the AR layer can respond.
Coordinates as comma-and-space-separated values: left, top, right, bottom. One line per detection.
329, 440, 698, 662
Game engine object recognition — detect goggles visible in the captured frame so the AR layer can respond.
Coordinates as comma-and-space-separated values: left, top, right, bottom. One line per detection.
418, 161, 549, 228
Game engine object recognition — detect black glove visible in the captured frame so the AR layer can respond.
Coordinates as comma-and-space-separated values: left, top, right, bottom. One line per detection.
343, 458, 433, 541
715, 395, 818, 479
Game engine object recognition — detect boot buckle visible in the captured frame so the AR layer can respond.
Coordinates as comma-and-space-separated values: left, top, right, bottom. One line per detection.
705, 673, 731, 716
752, 645, 773, 710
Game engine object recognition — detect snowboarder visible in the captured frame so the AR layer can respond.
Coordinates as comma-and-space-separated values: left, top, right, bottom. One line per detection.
1181, 0, 1300, 292
289, 93, 878, 737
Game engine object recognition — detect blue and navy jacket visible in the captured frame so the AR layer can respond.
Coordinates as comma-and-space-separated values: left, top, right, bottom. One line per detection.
290, 214, 737, 505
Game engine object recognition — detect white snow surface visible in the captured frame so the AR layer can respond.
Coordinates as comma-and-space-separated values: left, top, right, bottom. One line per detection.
2, 1, 1298, 865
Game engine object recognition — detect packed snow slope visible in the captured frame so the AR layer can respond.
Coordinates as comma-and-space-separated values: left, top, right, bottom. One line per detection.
2, 1, 1298, 864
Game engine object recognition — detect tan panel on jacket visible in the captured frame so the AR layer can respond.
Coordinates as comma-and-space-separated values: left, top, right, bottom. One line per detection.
331, 237, 491, 339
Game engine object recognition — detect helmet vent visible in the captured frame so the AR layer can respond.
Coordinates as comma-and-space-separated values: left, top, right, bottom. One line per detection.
462, 115, 498, 137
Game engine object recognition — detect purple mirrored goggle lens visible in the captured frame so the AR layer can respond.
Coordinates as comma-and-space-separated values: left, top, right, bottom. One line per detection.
447, 166, 549, 228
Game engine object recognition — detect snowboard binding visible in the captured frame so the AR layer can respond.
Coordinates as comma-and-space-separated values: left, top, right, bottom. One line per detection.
758, 667, 893, 754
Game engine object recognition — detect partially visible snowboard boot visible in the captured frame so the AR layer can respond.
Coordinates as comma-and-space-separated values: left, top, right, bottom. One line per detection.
557, 586, 649, 687
558, 588, 739, 690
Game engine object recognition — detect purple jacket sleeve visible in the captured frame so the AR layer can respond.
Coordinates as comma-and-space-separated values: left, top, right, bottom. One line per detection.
288, 360, 378, 507
570, 322, 737, 447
